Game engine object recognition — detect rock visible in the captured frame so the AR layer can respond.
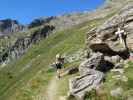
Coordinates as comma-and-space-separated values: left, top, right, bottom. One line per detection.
111, 68, 124, 74
115, 63, 123, 69
69, 69, 104, 100
89, 42, 130, 60
68, 53, 107, 99
112, 75, 128, 82
79, 52, 104, 73
64, 67, 79, 75
122, 76, 128, 82
110, 87, 123, 97
104, 56, 112, 62
111, 55, 122, 64
89, 43, 117, 56
104, 55, 122, 64
79, 52, 114, 73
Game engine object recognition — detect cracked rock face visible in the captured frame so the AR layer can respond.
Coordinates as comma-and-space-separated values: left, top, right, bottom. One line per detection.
69, 53, 106, 100
79, 52, 114, 73
0, 25, 55, 65
79, 53, 104, 74
87, 3, 133, 56
69, 69, 104, 100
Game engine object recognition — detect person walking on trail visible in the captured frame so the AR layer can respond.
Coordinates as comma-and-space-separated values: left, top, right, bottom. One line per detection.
115, 27, 128, 49
55, 54, 64, 79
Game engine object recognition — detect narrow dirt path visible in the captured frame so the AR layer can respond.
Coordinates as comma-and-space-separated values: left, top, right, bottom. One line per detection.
46, 76, 67, 100
37, 74, 67, 100
33, 75, 58, 100
46, 76, 57, 100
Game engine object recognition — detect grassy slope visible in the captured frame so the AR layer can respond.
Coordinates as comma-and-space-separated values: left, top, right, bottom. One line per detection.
0, 12, 117, 100
0, 19, 98, 100
104, 60, 133, 100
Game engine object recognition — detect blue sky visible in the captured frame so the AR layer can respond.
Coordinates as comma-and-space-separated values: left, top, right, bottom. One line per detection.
0, 0, 104, 24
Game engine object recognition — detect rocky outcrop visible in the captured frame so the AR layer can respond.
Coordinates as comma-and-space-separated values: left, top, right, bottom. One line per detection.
69, 69, 104, 100
0, 19, 24, 35
79, 53, 114, 73
87, 3, 133, 58
69, 3, 133, 99
30, 25, 55, 43
69, 53, 107, 100
0, 25, 55, 65
28, 17, 56, 28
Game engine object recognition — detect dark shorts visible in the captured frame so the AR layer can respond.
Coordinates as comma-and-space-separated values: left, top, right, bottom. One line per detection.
56, 63, 62, 69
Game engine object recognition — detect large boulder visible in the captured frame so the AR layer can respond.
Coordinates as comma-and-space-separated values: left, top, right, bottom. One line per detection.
69, 69, 104, 100
104, 55, 123, 65
68, 53, 112, 100
79, 52, 114, 73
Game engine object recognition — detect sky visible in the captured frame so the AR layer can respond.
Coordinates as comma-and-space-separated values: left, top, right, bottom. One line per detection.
0, 0, 104, 24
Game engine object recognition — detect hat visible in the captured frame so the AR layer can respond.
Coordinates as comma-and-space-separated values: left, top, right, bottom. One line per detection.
56, 54, 61, 58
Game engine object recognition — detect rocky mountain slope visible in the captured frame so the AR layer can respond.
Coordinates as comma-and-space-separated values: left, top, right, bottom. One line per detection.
69, 2, 133, 99
0, 19, 24, 35
0, 0, 133, 100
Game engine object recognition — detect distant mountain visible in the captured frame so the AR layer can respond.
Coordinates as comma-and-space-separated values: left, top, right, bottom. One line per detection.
0, 19, 24, 36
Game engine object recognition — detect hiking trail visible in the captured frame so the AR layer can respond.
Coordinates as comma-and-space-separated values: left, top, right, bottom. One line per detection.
46, 76, 57, 100
46, 75, 67, 100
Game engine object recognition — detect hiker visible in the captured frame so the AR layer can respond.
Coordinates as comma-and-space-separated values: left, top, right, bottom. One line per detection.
115, 27, 128, 49
55, 54, 64, 79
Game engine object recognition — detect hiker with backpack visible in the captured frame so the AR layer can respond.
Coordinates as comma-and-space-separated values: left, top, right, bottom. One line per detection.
55, 54, 64, 79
